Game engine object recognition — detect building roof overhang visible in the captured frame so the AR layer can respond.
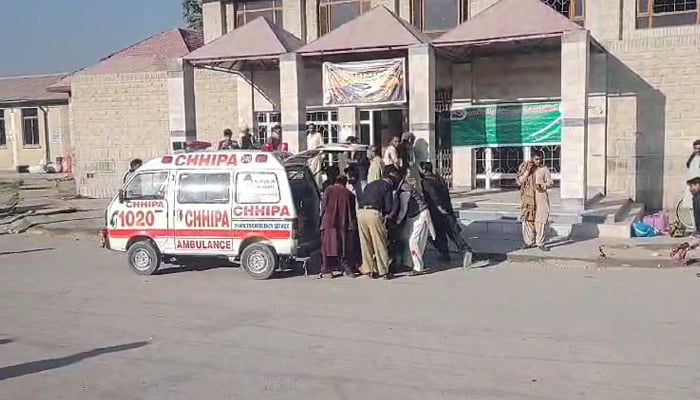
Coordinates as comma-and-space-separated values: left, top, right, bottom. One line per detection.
296, 6, 431, 57
433, 0, 584, 49
184, 16, 303, 69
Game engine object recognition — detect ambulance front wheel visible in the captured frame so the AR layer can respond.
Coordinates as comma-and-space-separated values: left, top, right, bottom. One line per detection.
127, 240, 161, 276
240, 243, 277, 280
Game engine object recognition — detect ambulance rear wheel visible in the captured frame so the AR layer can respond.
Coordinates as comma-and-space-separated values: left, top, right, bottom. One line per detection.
240, 243, 277, 280
127, 240, 161, 276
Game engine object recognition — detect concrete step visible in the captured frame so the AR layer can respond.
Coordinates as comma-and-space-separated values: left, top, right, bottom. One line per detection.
453, 198, 645, 239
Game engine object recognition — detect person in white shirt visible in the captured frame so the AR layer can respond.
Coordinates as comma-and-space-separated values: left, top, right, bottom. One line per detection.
306, 123, 325, 188
383, 135, 401, 169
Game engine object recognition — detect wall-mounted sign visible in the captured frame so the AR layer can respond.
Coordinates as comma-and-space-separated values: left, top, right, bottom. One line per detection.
51, 129, 62, 144
450, 102, 562, 147
322, 58, 406, 106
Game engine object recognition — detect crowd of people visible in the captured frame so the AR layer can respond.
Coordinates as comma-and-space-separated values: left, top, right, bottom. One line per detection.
317, 132, 473, 280
123, 123, 561, 277
217, 125, 285, 152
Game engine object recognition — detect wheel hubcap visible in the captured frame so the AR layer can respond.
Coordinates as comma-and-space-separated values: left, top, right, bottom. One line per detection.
248, 250, 268, 274
133, 249, 151, 271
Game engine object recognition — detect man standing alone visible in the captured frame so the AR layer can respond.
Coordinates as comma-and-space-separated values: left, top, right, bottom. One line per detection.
357, 167, 401, 280
516, 152, 553, 251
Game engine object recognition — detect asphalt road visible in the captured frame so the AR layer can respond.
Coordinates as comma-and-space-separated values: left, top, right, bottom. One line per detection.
2, 233, 700, 399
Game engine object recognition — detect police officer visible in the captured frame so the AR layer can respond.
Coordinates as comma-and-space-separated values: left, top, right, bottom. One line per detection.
357, 166, 402, 280
419, 161, 473, 268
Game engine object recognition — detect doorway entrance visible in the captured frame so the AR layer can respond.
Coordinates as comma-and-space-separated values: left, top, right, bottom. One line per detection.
358, 109, 406, 149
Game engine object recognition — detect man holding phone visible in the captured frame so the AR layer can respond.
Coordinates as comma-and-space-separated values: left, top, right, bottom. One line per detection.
516, 153, 553, 251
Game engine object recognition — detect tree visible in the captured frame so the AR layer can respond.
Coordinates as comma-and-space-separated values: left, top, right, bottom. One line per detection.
182, 0, 203, 31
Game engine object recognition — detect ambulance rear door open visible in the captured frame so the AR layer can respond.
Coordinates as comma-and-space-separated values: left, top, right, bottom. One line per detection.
171, 169, 236, 255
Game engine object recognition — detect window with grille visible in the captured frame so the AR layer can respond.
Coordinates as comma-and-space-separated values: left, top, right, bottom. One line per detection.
318, 0, 373, 36
306, 110, 339, 143
235, 0, 283, 27
21, 108, 40, 147
411, 0, 469, 34
637, 0, 698, 28
540, 0, 585, 26
0, 110, 6, 147
255, 112, 281, 144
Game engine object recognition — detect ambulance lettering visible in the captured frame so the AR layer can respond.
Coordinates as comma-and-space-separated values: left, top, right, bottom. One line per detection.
232, 205, 290, 218
174, 153, 237, 167
176, 239, 233, 250
184, 210, 231, 228
126, 200, 165, 209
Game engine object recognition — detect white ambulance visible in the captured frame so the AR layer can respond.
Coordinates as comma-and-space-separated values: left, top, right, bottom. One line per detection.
100, 144, 366, 280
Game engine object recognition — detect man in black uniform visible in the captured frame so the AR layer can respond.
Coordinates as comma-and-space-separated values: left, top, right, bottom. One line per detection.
357, 166, 401, 279
419, 162, 473, 267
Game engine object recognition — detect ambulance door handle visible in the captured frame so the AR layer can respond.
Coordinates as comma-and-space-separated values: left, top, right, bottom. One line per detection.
154, 210, 164, 214
178, 210, 183, 221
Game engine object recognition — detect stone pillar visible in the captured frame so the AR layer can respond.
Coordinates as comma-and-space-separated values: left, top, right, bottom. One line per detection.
585, 0, 622, 41
398, 0, 411, 20
408, 44, 436, 163
279, 53, 306, 153
560, 30, 590, 207
452, 147, 474, 189
236, 73, 255, 131
587, 52, 607, 198
337, 106, 358, 143
202, 0, 227, 43
305, 0, 318, 43
225, 1, 236, 32
283, 0, 306, 41
167, 59, 197, 149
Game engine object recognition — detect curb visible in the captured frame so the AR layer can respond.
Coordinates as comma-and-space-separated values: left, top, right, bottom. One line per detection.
502, 253, 681, 269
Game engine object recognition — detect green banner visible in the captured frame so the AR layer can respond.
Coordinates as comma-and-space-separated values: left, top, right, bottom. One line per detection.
450, 102, 561, 147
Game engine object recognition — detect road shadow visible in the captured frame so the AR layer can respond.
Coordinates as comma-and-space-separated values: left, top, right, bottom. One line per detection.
0, 341, 149, 381
0, 248, 55, 256
0, 338, 14, 345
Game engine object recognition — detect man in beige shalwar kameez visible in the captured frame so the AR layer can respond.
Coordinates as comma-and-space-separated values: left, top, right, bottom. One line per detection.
516, 153, 553, 251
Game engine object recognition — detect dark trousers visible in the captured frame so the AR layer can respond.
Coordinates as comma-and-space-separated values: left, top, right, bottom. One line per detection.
321, 255, 355, 275
431, 212, 472, 256
693, 192, 700, 233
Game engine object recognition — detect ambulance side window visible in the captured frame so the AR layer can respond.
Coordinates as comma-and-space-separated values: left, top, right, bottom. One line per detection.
177, 172, 231, 204
235, 172, 280, 204
124, 172, 169, 201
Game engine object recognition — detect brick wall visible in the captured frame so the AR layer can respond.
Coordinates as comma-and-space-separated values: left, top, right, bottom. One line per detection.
605, 34, 700, 209
194, 69, 238, 144
71, 72, 171, 198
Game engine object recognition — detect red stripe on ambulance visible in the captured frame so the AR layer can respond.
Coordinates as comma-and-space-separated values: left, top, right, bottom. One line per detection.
107, 229, 291, 240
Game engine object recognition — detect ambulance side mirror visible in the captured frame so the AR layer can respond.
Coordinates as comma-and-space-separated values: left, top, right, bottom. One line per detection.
118, 189, 125, 203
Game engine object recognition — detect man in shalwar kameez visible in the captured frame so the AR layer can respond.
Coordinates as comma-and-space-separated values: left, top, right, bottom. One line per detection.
320, 175, 359, 278
516, 153, 553, 252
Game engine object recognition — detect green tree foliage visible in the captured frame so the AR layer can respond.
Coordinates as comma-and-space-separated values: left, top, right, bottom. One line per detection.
182, 0, 203, 31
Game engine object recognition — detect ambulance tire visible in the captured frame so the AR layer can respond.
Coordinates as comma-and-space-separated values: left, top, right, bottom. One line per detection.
127, 240, 161, 276
240, 243, 277, 280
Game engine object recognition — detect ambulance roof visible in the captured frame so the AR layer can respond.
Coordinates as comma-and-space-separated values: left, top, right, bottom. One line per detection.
138, 150, 287, 171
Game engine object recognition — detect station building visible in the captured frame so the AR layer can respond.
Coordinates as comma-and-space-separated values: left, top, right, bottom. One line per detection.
59, 0, 700, 210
